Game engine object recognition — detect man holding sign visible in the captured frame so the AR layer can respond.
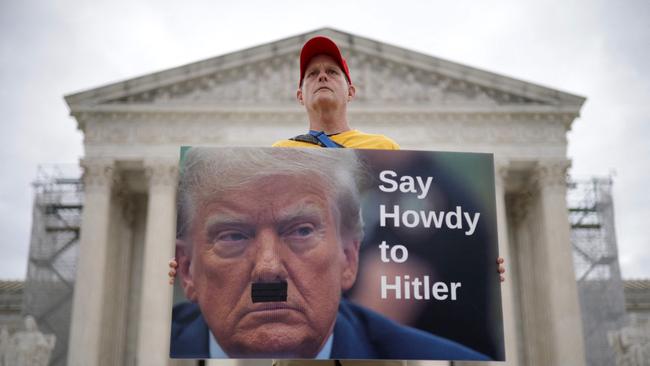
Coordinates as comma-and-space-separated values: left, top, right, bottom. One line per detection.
169, 35, 504, 363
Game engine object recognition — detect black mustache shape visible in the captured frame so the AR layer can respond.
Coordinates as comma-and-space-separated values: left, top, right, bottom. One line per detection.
251, 281, 288, 303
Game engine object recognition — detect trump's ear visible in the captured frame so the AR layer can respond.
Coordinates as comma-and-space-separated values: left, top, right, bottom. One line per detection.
176, 239, 198, 302
341, 238, 360, 291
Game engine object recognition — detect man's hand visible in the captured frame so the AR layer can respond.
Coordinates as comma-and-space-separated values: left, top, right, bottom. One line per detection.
169, 258, 178, 285
497, 257, 506, 282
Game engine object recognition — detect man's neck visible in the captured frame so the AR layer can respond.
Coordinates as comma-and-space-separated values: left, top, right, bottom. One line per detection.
308, 114, 351, 135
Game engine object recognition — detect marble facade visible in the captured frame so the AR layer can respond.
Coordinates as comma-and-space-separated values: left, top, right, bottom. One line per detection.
64, 28, 587, 366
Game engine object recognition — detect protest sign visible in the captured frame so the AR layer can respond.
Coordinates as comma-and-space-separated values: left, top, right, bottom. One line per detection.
170, 147, 503, 361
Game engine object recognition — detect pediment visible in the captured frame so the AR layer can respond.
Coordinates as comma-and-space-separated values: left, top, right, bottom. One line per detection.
65, 28, 584, 113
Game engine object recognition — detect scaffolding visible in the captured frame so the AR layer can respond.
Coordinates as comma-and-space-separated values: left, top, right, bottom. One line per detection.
569, 177, 621, 282
22, 165, 82, 366
568, 177, 628, 366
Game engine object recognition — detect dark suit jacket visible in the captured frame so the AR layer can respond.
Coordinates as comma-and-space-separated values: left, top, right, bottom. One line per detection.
170, 299, 489, 360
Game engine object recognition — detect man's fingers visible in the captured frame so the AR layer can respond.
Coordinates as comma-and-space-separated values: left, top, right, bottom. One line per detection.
497, 257, 506, 282
168, 259, 177, 285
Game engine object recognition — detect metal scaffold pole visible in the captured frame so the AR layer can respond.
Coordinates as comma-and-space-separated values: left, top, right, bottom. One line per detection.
568, 177, 627, 366
23, 164, 83, 366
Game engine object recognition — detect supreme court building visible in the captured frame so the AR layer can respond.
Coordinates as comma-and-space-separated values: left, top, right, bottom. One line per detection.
64, 28, 587, 366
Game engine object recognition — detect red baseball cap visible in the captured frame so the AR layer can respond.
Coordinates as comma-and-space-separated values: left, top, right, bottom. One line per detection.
299, 36, 352, 87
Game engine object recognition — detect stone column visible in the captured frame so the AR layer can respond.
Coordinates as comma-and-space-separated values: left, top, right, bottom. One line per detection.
534, 160, 586, 365
136, 161, 178, 366
100, 191, 136, 364
68, 158, 117, 366
510, 190, 538, 365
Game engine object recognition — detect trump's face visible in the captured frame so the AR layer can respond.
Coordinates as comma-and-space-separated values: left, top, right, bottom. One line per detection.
178, 174, 359, 358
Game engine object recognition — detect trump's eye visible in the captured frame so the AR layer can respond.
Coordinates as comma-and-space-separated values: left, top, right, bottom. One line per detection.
285, 224, 315, 239
214, 230, 248, 243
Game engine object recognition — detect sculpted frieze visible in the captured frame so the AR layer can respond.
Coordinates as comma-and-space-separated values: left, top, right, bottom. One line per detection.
103, 52, 549, 108
80, 111, 568, 146
109, 54, 298, 106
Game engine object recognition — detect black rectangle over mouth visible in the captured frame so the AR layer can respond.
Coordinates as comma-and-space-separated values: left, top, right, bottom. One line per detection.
251, 281, 288, 303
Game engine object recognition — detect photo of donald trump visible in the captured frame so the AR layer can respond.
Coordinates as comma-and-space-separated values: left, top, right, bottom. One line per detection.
170, 147, 489, 360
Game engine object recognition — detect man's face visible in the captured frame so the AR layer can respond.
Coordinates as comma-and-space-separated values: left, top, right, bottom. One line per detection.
298, 54, 355, 112
180, 175, 359, 358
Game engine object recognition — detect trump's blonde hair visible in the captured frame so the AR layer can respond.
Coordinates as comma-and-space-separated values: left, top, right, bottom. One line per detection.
176, 147, 365, 247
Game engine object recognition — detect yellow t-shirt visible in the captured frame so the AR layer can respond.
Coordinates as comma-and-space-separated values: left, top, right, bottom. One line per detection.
272, 129, 400, 150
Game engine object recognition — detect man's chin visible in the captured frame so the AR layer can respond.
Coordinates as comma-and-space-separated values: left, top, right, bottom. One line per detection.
310, 96, 339, 109
224, 326, 323, 358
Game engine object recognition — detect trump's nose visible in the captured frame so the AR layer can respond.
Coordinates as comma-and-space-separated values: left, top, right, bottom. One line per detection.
251, 230, 287, 283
